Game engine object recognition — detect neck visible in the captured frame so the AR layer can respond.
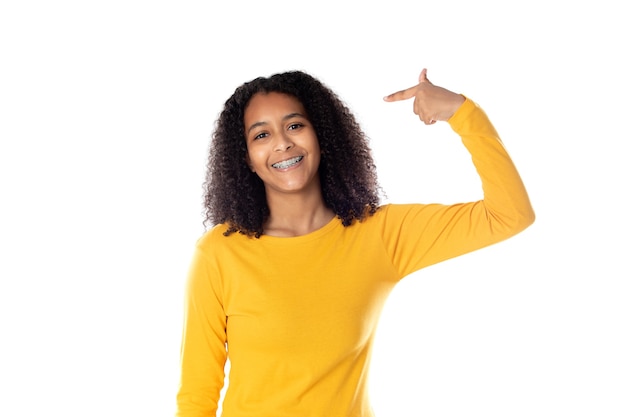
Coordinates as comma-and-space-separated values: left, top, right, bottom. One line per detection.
264, 190, 335, 237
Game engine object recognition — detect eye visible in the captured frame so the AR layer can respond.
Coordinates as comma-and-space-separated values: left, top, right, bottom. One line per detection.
253, 132, 268, 140
288, 123, 303, 131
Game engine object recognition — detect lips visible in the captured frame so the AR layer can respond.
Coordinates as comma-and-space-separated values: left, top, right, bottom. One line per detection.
271, 156, 303, 169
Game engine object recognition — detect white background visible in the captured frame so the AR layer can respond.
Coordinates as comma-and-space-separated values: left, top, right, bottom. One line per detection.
1, 1, 624, 416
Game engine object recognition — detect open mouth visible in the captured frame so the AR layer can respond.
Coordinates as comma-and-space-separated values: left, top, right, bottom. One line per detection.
272, 156, 303, 169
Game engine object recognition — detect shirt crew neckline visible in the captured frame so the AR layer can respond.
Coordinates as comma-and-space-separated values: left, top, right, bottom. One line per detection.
257, 215, 343, 244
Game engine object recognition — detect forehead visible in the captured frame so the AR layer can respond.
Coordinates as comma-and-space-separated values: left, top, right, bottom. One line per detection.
244, 92, 306, 126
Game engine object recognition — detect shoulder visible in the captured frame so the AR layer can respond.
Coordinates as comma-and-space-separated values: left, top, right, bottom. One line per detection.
356, 203, 429, 230
369, 203, 430, 220
364, 203, 452, 234
195, 223, 238, 255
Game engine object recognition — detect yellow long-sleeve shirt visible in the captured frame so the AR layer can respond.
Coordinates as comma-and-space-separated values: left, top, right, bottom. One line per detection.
176, 98, 535, 417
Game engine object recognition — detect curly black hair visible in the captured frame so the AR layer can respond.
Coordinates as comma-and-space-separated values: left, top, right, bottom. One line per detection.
203, 70, 381, 237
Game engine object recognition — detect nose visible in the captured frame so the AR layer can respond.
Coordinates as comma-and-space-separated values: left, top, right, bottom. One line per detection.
273, 132, 294, 152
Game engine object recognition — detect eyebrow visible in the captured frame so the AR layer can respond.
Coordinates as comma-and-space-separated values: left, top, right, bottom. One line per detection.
246, 113, 306, 135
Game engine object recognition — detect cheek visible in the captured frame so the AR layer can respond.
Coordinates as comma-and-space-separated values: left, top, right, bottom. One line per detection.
246, 149, 264, 171
312, 138, 322, 162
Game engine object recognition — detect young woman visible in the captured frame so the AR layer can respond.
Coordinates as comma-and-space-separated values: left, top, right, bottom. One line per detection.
176, 69, 534, 417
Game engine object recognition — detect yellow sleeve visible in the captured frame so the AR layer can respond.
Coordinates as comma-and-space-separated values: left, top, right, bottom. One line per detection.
176, 235, 228, 417
380, 98, 535, 278
450, 97, 535, 232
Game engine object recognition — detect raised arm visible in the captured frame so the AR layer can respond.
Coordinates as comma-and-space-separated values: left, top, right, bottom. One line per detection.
379, 69, 535, 276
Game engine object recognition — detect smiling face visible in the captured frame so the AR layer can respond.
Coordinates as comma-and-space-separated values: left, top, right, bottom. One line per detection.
244, 92, 322, 199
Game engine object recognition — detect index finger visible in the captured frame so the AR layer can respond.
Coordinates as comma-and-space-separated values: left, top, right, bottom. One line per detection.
383, 85, 418, 102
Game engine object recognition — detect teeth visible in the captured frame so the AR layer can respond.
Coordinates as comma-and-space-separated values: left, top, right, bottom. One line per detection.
272, 156, 302, 169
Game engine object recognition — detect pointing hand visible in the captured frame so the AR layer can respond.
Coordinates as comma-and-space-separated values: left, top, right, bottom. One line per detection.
383, 69, 465, 125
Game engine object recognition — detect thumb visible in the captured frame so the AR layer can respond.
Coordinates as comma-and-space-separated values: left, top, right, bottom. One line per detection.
418, 68, 430, 84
